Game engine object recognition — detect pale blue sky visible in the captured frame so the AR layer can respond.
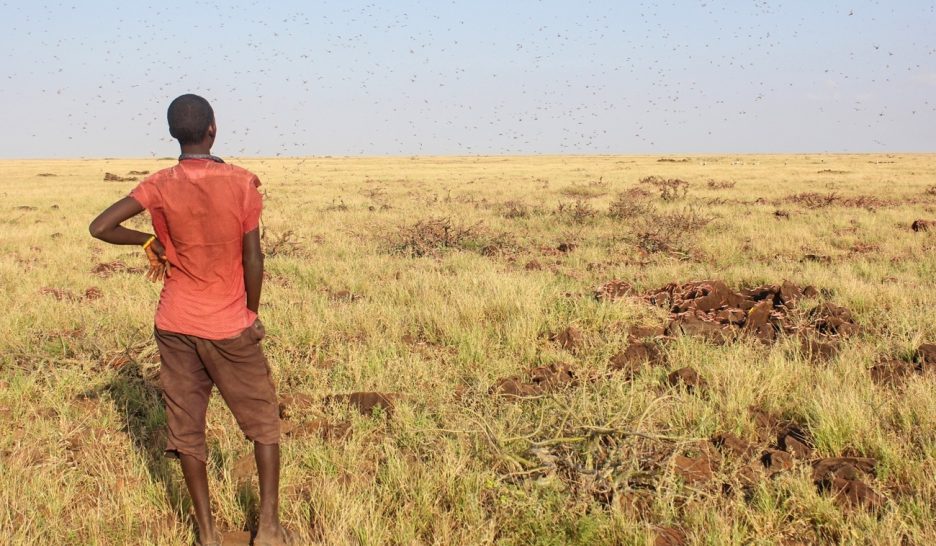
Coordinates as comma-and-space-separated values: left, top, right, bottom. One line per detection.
1, 0, 934, 157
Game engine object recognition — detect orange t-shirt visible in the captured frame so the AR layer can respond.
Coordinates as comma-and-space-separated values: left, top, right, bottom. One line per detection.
130, 159, 263, 340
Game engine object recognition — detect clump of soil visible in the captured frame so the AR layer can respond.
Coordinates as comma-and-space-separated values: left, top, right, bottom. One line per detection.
550, 326, 583, 351
667, 367, 707, 393
869, 344, 936, 385
643, 279, 855, 345
813, 457, 882, 511
609, 341, 664, 377
911, 219, 933, 232
491, 363, 577, 398
594, 280, 633, 301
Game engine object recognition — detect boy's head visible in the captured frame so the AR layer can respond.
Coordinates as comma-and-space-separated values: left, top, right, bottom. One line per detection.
167, 94, 215, 146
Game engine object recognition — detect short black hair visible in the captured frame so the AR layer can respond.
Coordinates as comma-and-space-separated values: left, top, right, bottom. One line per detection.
167, 94, 214, 145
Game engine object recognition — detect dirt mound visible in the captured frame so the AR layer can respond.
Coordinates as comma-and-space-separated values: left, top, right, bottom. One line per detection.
870, 345, 936, 385
911, 219, 933, 232
667, 367, 706, 392
917, 343, 936, 367
609, 341, 664, 377
594, 280, 633, 301
813, 457, 882, 511
672, 452, 714, 483
550, 326, 583, 351
643, 280, 856, 345
491, 363, 577, 398
652, 526, 687, 546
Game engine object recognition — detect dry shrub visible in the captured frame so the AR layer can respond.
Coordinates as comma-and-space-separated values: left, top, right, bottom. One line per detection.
323, 198, 349, 212
500, 201, 530, 219
264, 229, 302, 257
786, 192, 890, 211
633, 207, 713, 254
924, 185, 936, 196
657, 157, 689, 163
608, 188, 653, 220
555, 199, 598, 224
706, 179, 736, 190
389, 217, 514, 257
640, 176, 689, 201
559, 178, 609, 199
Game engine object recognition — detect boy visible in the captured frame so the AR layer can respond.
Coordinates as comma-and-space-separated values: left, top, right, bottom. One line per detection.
90, 94, 292, 546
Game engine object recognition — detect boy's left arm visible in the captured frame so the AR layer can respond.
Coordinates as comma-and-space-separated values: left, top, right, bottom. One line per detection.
89, 197, 169, 281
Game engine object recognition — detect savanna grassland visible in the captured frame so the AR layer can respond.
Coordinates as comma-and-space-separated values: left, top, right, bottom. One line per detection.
1, 154, 935, 546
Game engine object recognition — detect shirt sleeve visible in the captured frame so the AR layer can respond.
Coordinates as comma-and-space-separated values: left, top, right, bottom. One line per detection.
128, 176, 160, 210
242, 175, 263, 233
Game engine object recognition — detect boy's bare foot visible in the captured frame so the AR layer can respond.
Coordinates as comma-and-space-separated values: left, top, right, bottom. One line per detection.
253, 523, 294, 546
197, 525, 222, 546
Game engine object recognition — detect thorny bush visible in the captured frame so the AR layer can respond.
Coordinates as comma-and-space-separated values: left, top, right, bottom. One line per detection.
389, 217, 515, 257
640, 176, 690, 201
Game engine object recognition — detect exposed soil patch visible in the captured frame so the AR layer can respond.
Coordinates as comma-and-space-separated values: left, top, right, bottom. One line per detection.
36, 173, 57, 177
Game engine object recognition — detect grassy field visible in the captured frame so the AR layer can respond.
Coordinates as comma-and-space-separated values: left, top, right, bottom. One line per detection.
1, 154, 935, 545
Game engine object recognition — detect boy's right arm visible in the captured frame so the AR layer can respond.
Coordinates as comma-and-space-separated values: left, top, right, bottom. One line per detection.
243, 228, 264, 313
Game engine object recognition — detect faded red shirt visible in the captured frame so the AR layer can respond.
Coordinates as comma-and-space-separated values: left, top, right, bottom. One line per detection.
130, 159, 262, 339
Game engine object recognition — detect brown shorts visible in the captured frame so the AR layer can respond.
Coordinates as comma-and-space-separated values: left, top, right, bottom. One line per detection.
154, 320, 280, 463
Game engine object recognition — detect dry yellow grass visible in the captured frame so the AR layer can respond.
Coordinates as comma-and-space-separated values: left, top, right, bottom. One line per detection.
1, 154, 935, 545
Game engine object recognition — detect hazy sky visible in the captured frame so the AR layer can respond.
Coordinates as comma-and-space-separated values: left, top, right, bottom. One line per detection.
1, 0, 934, 157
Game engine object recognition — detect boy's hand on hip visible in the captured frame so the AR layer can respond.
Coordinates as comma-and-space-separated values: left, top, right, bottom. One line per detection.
144, 239, 172, 282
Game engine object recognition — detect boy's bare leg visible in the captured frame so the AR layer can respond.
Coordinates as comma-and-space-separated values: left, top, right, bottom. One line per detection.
253, 442, 290, 544
179, 454, 220, 545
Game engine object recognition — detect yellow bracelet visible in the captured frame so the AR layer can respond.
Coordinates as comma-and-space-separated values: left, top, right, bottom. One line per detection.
142, 235, 156, 250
